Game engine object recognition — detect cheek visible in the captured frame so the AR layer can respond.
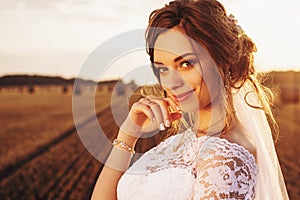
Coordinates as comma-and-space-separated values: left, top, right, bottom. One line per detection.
190, 68, 222, 105
182, 70, 201, 88
197, 83, 211, 107
184, 70, 203, 88
191, 77, 211, 106
185, 72, 212, 106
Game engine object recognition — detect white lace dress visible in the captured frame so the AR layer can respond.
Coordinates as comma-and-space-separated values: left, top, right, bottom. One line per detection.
117, 128, 257, 200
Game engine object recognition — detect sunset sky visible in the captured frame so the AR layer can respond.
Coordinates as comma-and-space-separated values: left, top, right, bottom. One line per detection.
0, 0, 299, 82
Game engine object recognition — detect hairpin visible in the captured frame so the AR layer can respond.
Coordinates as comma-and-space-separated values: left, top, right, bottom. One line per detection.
228, 14, 244, 35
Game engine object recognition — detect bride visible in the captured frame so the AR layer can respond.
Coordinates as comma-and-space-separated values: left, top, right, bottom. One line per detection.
91, 0, 289, 199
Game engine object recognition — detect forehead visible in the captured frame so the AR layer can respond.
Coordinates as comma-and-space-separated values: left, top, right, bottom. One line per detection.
152, 29, 221, 80
153, 30, 195, 59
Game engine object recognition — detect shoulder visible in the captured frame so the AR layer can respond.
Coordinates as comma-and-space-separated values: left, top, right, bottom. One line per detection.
221, 124, 257, 162
194, 131, 258, 199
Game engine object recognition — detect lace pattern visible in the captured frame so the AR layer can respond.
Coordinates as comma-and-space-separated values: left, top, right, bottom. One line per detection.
117, 128, 257, 200
193, 137, 257, 199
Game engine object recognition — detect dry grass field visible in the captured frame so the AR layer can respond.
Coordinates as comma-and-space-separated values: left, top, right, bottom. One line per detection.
276, 103, 300, 199
0, 89, 112, 170
0, 72, 299, 199
0, 86, 116, 199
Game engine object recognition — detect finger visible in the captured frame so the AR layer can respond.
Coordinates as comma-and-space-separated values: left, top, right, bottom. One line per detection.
164, 98, 182, 122
139, 97, 167, 124
131, 102, 155, 123
169, 112, 182, 121
164, 97, 181, 113
151, 99, 170, 127
146, 97, 171, 128
147, 102, 165, 131
146, 95, 182, 126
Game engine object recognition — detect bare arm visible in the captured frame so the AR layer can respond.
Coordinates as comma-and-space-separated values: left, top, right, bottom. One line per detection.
91, 95, 181, 200
91, 131, 138, 200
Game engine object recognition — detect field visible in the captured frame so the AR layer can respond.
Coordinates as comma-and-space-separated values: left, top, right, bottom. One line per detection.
276, 103, 300, 199
0, 87, 118, 199
0, 73, 299, 199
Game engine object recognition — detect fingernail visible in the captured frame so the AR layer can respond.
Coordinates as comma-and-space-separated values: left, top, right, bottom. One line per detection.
178, 110, 183, 115
176, 106, 181, 111
159, 123, 165, 131
165, 119, 170, 127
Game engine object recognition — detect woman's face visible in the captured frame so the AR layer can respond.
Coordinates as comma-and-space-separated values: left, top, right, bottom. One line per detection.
153, 28, 220, 112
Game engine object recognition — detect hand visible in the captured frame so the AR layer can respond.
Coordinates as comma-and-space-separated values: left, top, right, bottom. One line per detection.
120, 95, 182, 138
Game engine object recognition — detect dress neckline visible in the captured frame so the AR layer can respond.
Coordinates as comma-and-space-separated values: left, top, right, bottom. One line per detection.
181, 128, 256, 163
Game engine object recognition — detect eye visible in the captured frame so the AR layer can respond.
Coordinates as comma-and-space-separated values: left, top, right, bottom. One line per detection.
179, 60, 196, 69
157, 66, 169, 74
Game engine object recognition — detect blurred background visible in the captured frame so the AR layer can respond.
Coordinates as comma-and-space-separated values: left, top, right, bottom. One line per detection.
0, 0, 299, 199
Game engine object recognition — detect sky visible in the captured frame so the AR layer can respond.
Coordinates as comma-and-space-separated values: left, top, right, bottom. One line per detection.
0, 0, 299, 82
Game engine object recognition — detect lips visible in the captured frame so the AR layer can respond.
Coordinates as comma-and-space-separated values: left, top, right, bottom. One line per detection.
173, 89, 195, 102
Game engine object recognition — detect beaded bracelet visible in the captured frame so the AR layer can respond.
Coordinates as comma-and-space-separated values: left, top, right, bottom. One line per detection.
112, 139, 135, 154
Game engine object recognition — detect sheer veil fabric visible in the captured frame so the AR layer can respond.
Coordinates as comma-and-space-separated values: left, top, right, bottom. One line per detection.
233, 81, 289, 199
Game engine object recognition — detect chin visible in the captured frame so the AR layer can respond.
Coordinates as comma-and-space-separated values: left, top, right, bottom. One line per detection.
178, 96, 200, 113
180, 105, 198, 113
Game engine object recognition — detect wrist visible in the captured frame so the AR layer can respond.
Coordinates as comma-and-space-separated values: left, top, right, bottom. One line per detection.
117, 130, 138, 149
119, 116, 143, 138
112, 139, 135, 154
105, 145, 133, 171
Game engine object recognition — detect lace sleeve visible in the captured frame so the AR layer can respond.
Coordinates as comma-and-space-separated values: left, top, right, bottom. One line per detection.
193, 138, 257, 200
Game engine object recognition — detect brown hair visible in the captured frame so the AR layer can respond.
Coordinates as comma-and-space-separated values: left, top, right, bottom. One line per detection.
143, 0, 279, 142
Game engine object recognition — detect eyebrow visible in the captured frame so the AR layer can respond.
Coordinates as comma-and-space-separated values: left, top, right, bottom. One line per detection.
153, 52, 196, 65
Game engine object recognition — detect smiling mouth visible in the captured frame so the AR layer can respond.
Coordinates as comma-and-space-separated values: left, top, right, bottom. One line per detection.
173, 89, 195, 102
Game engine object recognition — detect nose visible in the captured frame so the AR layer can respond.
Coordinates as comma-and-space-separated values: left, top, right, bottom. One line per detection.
162, 69, 184, 91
